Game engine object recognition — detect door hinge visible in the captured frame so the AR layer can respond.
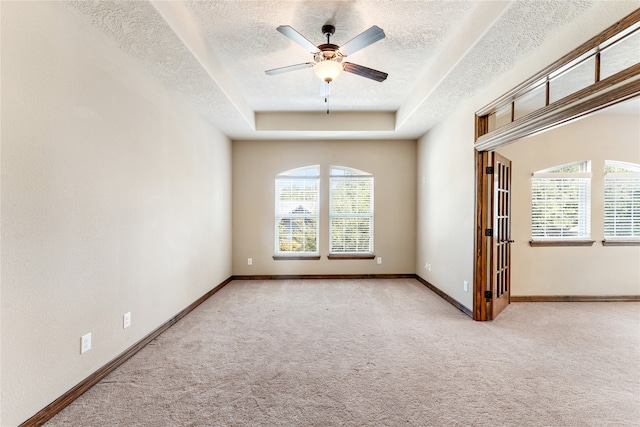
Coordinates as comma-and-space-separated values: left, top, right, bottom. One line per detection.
485, 228, 493, 237
484, 291, 493, 299
486, 166, 494, 174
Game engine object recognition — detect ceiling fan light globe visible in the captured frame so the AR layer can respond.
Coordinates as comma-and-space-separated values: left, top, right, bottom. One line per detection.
313, 60, 343, 82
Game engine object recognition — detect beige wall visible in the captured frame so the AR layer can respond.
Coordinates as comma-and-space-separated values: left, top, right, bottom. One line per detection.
3, 0, 639, 424
416, 106, 477, 309
415, 2, 639, 310
232, 139, 416, 276
1, 2, 232, 425
497, 111, 640, 296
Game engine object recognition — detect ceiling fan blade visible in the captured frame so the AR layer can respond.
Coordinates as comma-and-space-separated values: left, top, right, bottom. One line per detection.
265, 62, 314, 76
277, 25, 319, 53
338, 25, 385, 56
320, 81, 331, 97
343, 62, 388, 82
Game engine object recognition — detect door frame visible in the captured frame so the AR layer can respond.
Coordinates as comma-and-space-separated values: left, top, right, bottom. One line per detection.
489, 152, 512, 319
474, 150, 490, 321
473, 150, 512, 321
472, 10, 640, 321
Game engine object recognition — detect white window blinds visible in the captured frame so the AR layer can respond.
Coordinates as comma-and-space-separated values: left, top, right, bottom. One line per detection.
531, 162, 591, 239
329, 167, 373, 253
604, 161, 640, 239
275, 167, 319, 254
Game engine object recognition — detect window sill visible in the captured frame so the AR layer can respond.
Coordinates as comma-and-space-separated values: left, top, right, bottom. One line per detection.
529, 240, 595, 247
602, 240, 640, 246
327, 254, 376, 260
272, 255, 321, 261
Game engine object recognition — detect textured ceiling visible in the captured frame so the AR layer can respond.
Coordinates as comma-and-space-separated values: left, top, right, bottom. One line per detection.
64, 0, 629, 140
187, 0, 474, 112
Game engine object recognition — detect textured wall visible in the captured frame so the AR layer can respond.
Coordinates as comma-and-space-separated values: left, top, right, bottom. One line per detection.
232, 139, 417, 276
497, 111, 640, 296
416, 106, 477, 309
415, 1, 640, 310
1, 2, 232, 425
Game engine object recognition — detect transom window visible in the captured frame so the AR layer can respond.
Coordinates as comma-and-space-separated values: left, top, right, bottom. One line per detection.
604, 161, 640, 240
531, 161, 591, 240
274, 166, 319, 255
329, 166, 374, 254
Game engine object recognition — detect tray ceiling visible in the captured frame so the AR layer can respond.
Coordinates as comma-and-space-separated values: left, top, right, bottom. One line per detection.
65, 0, 613, 140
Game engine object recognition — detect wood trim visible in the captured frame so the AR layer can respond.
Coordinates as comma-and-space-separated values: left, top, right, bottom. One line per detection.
473, 150, 490, 321
489, 153, 513, 320
327, 254, 376, 260
31, 274, 637, 426
234, 274, 474, 319
545, 78, 550, 106
415, 275, 473, 318
25, 272, 637, 427
474, 8, 640, 148
231, 274, 415, 280
272, 255, 321, 260
602, 240, 640, 246
475, 70, 640, 150
476, 9, 640, 116
473, 10, 640, 323
475, 115, 489, 141
19, 277, 234, 427
529, 240, 595, 247
511, 295, 640, 302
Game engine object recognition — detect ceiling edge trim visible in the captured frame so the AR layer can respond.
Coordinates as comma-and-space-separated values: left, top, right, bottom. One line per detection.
255, 111, 396, 132
150, 0, 255, 129
396, 0, 512, 129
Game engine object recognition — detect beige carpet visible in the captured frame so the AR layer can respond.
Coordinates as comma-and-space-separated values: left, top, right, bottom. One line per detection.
46, 279, 640, 426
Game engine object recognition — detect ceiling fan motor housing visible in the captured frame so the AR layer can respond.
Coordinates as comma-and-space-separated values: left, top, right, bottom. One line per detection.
315, 44, 343, 63
316, 24, 342, 63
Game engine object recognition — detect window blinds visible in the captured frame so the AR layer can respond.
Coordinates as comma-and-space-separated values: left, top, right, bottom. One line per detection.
329, 176, 374, 253
275, 177, 319, 253
604, 172, 640, 238
531, 173, 591, 239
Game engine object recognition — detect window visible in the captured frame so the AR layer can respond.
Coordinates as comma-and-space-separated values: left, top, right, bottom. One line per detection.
275, 166, 319, 255
329, 166, 373, 254
604, 161, 640, 240
531, 161, 591, 240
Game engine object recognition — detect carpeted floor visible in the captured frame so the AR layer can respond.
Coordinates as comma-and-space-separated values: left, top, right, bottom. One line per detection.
46, 279, 640, 426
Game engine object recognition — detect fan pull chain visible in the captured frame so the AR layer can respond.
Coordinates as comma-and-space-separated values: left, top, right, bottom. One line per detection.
325, 96, 330, 114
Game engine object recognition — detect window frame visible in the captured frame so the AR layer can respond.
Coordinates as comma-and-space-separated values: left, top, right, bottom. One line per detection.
328, 166, 374, 257
603, 161, 640, 245
530, 161, 594, 246
273, 166, 321, 259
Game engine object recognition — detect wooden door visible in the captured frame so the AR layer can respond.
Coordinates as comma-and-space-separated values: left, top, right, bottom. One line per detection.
489, 153, 512, 319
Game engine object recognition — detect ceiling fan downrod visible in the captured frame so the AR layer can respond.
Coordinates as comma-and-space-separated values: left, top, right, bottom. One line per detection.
322, 24, 335, 44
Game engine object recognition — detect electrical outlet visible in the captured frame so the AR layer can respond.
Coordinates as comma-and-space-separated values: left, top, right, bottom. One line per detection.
123, 312, 131, 329
427, 263, 432, 272
81, 332, 92, 354
376, 257, 382, 265
463, 281, 469, 292
247, 258, 253, 266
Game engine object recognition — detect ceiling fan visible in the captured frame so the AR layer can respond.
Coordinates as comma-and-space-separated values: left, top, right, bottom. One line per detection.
265, 24, 388, 94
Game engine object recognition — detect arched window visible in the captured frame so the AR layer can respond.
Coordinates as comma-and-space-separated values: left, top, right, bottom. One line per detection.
275, 166, 319, 255
604, 161, 640, 240
329, 166, 374, 254
531, 161, 591, 240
